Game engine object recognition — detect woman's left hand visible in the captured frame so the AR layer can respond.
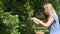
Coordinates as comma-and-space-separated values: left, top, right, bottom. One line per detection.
31, 17, 39, 24
32, 17, 38, 20
31, 17, 37, 20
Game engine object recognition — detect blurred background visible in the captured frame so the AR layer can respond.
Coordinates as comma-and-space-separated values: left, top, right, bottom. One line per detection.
0, 0, 60, 34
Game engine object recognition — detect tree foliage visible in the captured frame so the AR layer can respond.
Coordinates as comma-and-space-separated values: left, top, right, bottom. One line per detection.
0, 0, 60, 34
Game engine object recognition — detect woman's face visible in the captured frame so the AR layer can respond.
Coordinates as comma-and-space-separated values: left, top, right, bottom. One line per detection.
43, 5, 50, 15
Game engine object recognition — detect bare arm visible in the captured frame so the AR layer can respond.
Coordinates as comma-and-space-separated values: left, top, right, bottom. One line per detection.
31, 17, 54, 28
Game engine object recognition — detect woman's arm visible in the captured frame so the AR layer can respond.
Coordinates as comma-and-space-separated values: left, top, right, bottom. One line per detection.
31, 17, 54, 28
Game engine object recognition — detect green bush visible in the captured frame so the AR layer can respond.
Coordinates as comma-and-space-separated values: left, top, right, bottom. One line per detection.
0, 0, 60, 34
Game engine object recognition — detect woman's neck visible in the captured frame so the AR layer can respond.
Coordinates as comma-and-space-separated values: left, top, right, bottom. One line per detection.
49, 10, 56, 15
50, 12, 53, 15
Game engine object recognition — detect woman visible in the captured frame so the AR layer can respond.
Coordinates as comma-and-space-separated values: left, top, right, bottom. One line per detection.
31, 3, 60, 34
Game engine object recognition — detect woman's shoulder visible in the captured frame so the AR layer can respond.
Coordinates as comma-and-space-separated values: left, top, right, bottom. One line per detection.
50, 13, 58, 20
50, 13, 57, 17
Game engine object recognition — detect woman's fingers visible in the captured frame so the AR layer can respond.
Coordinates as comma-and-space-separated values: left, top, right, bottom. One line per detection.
30, 17, 39, 24
31, 17, 36, 21
32, 17, 38, 20
31, 18, 33, 20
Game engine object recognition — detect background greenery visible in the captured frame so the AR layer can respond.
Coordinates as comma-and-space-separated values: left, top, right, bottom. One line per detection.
0, 0, 60, 34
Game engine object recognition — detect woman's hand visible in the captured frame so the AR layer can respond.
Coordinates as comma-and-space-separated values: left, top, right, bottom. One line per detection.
31, 17, 39, 21
31, 17, 39, 24
31, 17, 36, 20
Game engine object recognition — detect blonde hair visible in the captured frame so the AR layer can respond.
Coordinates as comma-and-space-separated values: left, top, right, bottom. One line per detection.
43, 3, 57, 19
43, 3, 56, 14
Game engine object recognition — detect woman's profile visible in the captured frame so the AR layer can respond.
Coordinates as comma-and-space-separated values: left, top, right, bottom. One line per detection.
31, 3, 60, 34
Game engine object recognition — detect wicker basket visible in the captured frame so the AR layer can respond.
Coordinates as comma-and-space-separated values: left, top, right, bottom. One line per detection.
34, 30, 44, 34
